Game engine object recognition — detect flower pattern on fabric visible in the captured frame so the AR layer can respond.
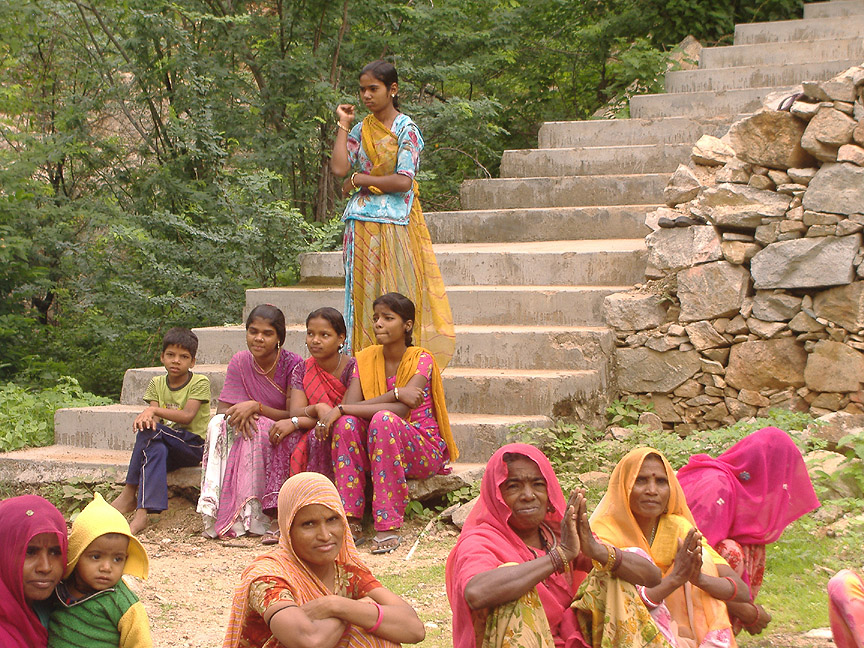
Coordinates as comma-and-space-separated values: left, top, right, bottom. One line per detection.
574, 569, 675, 648
479, 588, 556, 648
338, 351, 448, 531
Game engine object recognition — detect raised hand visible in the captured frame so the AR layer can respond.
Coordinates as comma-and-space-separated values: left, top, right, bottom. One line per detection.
559, 489, 581, 562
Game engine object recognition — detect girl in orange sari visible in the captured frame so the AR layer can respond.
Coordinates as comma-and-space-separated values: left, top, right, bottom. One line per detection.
330, 59, 454, 369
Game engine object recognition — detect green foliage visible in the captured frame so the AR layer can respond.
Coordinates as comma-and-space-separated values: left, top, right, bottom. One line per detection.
606, 397, 654, 426
832, 431, 864, 495
0, 377, 112, 452
510, 409, 820, 492
0, 0, 805, 399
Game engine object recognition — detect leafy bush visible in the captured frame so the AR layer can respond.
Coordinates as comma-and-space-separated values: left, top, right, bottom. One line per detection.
0, 377, 112, 452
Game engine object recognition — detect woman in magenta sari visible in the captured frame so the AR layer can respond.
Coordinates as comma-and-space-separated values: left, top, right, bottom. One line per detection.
0, 495, 68, 648
677, 427, 820, 635
197, 304, 302, 540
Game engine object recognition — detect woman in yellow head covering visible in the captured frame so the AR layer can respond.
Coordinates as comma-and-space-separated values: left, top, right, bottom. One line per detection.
223, 472, 425, 648
580, 448, 749, 648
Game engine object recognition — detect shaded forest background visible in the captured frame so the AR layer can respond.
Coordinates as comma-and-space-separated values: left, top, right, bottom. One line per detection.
0, 0, 802, 401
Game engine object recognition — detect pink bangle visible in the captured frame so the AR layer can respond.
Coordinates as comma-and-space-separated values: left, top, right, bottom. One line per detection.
367, 601, 383, 633
722, 576, 738, 601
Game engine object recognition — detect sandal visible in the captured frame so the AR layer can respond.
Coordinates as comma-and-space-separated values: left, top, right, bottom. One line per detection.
348, 519, 367, 546
261, 529, 280, 545
370, 534, 402, 554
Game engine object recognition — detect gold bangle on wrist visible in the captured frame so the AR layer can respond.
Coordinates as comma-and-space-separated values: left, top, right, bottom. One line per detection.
336, 121, 350, 133
394, 386, 400, 402
350, 172, 359, 190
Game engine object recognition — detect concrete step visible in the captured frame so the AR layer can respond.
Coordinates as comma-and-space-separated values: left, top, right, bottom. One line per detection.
459, 174, 669, 210
666, 59, 857, 93
189, 324, 615, 372
0, 444, 498, 483
734, 15, 864, 43
805, 0, 864, 19
698, 38, 864, 69
537, 117, 732, 148
243, 284, 633, 328
299, 240, 648, 287
51, 407, 548, 463
427, 205, 652, 243
115, 364, 604, 418
630, 86, 796, 119
499, 144, 691, 177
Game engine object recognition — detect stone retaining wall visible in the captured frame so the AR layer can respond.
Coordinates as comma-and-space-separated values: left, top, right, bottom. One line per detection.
605, 63, 864, 432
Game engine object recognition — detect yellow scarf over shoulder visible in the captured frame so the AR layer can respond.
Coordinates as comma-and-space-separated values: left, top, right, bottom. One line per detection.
355, 344, 458, 461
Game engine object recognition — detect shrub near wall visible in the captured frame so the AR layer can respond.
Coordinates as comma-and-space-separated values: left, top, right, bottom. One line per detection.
605, 64, 864, 433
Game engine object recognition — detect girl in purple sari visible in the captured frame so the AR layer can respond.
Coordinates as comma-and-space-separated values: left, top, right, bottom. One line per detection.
197, 304, 302, 540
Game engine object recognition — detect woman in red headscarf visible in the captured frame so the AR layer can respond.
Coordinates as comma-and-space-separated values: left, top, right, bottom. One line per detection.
446, 443, 661, 648
677, 427, 820, 634
0, 495, 68, 648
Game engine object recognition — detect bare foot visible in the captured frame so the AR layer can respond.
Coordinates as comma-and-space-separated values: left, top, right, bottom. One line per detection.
112, 484, 138, 515
129, 508, 150, 535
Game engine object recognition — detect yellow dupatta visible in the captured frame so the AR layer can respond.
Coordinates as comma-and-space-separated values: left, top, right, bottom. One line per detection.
346, 114, 455, 368
590, 448, 735, 648
355, 344, 458, 461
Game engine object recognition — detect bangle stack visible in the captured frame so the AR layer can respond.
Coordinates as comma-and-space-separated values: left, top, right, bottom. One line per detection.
639, 585, 662, 608
548, 548, 564, 574
555, 546, 571, 575
367, 601, 384, 633
611, 545, 624, 573
594, 543, 618, 572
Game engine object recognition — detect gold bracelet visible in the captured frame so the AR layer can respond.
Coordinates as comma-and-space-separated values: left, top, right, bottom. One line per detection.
594, 543, 616, 572
336, 121, 350, 133
555, 546, 571, 574
350, 172, 359, 190
394, 386, 400, 402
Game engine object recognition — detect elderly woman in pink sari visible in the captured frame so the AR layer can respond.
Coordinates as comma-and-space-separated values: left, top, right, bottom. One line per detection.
677, 427, 820, 635
198, 304, 302, 540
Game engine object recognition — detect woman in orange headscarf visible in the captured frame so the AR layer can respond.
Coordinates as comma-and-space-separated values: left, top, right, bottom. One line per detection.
223, 472, 424, 648
582, 448, 750, 648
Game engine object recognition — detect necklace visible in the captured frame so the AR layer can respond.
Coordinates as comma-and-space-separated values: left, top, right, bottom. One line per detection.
321, 354, 344, 376
649, 521, 658, 545
253, 351, 280, 376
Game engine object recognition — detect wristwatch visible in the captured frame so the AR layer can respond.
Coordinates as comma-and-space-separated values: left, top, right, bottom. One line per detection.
291, 416, 299, 428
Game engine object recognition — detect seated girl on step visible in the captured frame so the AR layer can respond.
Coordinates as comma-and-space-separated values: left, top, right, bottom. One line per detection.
315, 292, 458, 554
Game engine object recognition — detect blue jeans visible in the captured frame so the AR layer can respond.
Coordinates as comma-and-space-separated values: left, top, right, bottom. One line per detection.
124, 423, 204, 512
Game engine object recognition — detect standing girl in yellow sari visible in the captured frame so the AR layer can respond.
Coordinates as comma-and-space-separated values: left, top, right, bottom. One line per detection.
330, 60, 454, 369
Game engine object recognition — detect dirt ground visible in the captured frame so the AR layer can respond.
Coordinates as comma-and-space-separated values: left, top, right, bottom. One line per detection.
127, 497, 835, 648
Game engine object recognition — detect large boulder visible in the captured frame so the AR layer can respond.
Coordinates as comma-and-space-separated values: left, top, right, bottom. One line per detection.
677, 261, 750, 322
801, 106, 855, 160
725, 338, 807, 390
695, 183, 792, 230
603, 292, 667, 331
813, 282, 864, 332
750, 235, 859, 289
728, 110, 815, 170
803, 163, 864, 216
616, 348, 701, 393
804, 340, 864, 392
684, 321, 729, 350
646, 226, 722, 272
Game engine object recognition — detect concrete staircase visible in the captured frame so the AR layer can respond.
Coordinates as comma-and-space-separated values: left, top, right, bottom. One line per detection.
3, 1, 864, 480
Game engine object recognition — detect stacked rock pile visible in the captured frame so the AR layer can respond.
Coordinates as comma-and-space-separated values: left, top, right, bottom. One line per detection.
604, 63, 864, 433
